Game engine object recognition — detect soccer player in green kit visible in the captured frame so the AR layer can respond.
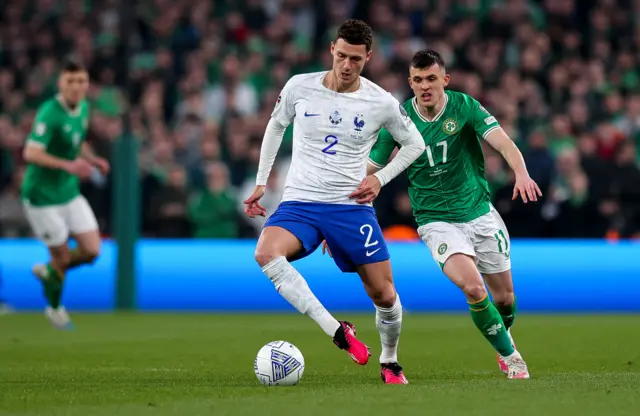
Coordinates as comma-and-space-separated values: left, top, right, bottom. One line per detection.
368, 50, 542, 379
21, 61, 110, 329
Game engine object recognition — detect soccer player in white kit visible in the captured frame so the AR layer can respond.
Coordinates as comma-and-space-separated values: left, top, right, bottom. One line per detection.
243, 20, 425, 384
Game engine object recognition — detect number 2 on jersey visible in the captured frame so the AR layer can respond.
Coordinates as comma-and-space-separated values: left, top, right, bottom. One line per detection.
322, 135, 339, 155
425, 140, 448, 167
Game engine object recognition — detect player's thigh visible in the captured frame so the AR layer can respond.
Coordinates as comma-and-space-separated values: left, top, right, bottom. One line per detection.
23, 203, 69, 247
256, 203, 323, 266
356, 260, 396, 307
441, 253, 486, 300
72, 230, 101, 259
417, 221, 475, 269
321, 206, 390, 274
65, 196, 99, 236
471, 209, 511, 275
418, 222, 485, 300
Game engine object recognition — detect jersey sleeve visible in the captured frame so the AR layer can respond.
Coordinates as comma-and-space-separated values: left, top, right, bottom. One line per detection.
381, 95, 419, 146
27, 103, 57, 148
469, 97, 501, 139
270, 76, 299, 127
369, 128, 397, 168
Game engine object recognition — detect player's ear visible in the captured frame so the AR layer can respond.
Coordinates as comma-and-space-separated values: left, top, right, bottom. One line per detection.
443, 73, 451, 87
366, 50, 372, 62
330, 42, 335, 55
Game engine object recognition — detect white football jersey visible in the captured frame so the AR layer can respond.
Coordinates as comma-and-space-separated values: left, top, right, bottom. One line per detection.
272, 71, 416, 205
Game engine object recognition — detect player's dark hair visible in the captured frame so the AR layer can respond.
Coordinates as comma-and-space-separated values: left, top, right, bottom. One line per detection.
62, 60, 86, 73
410, 50, 446, 71
335, 19, 373, 51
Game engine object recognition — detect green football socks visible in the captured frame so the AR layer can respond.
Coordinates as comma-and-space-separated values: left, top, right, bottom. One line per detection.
43, 264, 64, 309
494, 295, 517, 330
468, 295, 514, 357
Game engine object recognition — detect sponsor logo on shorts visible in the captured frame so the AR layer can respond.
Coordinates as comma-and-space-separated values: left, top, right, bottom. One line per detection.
366, 248, 381, 257
437, 243, 448, 255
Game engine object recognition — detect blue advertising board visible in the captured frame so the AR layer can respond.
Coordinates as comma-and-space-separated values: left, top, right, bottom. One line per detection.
0, 239, 638, 312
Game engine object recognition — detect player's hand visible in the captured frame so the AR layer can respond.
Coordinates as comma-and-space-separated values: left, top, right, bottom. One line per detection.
349, 175, 382, 204
321, 240, 333, 258
243, 185, 267, 218
64, 159, 94, 180
92, 157, 110, 175
513, 174, 542, 203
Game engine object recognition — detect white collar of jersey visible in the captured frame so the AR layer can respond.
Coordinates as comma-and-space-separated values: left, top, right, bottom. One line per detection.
412, 93, 448, 123
56, 94, 81, 117
319, 71, 362, 95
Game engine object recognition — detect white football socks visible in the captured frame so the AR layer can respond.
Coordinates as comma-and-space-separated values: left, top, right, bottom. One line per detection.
262, 256, 341, 337
375, 294, 402, 364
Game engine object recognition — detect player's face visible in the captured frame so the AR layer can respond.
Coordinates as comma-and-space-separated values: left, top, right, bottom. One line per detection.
408, 64, 450, 109
331, 39, 371, 88
58, 70, 89, 106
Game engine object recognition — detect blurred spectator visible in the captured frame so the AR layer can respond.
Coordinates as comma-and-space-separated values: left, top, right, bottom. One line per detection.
188, 162, 239, 238
0, 0, 638, 239
0, 166, 30, 237
148, 164, 191, 238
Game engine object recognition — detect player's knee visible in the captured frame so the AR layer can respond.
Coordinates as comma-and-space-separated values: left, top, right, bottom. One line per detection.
52, 251, 71, 269
85, 249, 100, 264
369, 286, 396, 308
492, 290, 515, 308
462, 282, 488, 303
255, 249, 278, 268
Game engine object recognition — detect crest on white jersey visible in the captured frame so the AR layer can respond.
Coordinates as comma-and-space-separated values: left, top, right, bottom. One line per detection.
329, 110, 342, 125
351, 114, 366, 140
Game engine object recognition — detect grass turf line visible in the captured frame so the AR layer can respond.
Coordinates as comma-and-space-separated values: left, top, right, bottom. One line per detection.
0, 314, 639, 416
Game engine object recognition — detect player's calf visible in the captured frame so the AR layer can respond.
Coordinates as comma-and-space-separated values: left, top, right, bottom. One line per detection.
257, 226, 342, 338
483, 270, 517, 330
358, 261, 403, 373
443, 254, 515, 358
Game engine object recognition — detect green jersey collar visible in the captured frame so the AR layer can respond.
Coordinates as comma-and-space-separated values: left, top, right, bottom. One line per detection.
56, 94, 82, 117
412, 92, 448, 123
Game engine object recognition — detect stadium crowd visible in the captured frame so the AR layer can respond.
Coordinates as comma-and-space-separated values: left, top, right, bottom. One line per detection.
0, 0, 639, 240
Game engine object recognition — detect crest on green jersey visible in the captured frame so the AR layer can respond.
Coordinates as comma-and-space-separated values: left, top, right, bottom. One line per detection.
442, 118, 458, 135
437, 243, 448, 255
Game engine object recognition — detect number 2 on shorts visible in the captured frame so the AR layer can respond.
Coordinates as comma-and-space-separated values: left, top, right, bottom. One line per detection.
360, 224, 379, 248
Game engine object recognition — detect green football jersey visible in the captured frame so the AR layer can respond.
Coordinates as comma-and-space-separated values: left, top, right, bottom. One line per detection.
370, 90, 501, 226
22, 96, 90, 206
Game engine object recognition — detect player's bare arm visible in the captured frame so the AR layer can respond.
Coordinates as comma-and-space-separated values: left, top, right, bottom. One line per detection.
484, 129, 542, 203
23, 143, 93, 179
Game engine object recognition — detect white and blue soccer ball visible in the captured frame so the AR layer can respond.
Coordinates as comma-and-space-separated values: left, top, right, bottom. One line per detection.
254, 341, 305, 386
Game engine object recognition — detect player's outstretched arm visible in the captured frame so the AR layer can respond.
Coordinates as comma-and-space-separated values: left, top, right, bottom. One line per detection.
244, 117, 287, 218
484, 129, 542, 203
245, 77, 298, 218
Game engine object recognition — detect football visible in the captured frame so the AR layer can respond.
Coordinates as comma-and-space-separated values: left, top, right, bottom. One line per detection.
254, 341, 305, 386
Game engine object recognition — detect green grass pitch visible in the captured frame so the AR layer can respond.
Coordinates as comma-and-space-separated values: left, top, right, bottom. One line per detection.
1, 313, 639, 416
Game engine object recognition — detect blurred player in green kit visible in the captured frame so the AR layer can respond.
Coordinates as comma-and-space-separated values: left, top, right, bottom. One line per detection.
21, 61, 110, 329
368, 50, 542, 379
